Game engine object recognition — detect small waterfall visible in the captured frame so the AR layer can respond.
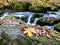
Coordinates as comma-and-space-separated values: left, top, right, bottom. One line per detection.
0, 12, 8, 19
27, 13, 33, 25
27, 13, 38, 26
32, 18, 38, 25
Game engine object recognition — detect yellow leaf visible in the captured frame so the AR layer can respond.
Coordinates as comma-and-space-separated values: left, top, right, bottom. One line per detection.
24, 31, 28, 34
30, 28, 36, 33
28, 32, 32, 37
23, 27, 36, 37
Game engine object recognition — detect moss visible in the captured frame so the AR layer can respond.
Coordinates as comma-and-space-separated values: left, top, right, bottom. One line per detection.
5, 15, 26, 25
17, 39, 23, 45
34, 36, 55, 43
55, 42, 60, 45
39, 36, 48, 42
39, 36, 54, 43
34, 36, 48, 42
36, 17, 57, 26
0, 3, 4, 9
54, 23, 60, 32
29, 5, 45, 12
0, 0, 60, 12
32, 13, 43, 18
2, 34, 11, 42
51, 6, 59, 11
47, 38, 54, 43
0, 3, 4, 14
9, 1, 29, 11
24, 1, 30, 11
25, 39, 32, 45
34, 36, 40, 41
0, 40, 3, 45
5, 15, 14, 19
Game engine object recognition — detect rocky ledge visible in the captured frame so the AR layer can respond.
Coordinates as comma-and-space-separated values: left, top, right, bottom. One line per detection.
0, 15, 60, 45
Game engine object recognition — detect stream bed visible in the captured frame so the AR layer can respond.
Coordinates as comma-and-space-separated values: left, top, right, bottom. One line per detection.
0, 10, 60, 30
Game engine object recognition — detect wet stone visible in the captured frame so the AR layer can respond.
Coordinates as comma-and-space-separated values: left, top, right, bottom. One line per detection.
5, 24, 22, 39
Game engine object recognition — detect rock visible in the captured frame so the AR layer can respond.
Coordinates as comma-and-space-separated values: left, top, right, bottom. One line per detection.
21, 16, 29, 23
0, 15, 60, 45
32, 13, 43, 18
0, 16, 26, 40
36, 17, 57, 26
27, 13, 43, 24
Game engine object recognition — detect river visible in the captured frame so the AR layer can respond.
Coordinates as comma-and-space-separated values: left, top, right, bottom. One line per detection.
0, 10, 60, 30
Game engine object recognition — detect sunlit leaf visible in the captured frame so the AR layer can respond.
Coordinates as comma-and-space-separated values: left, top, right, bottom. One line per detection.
24, 27, 36, 37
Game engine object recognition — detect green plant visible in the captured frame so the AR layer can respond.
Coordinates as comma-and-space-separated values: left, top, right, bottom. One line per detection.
2, 34, 11, 41
9, 2, 26, 11
29, 5, 44, 12
5, 15, 14, 19
51, 6, 59, 11
54, 23, 60, 32
0, 3, 4, 9
24, 1, 30, 11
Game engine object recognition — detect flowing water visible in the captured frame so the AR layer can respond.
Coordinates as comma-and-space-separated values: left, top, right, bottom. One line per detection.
0, 12, 8, 19
0, 10, 60, 30
43, 25, 54, 30
27, 12, 33, 25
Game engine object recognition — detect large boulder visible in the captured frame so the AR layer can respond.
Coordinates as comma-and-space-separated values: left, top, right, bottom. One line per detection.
0, 16, 60, 45
0, 16, 34, 45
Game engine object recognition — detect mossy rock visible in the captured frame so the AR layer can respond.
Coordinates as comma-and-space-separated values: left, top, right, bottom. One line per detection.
5, 15, 14, 19
0, 16, 60, 45
51, 6, 59, 11
34, 36, 59, 45
32, 13, 43, 18
54, 23, 60, 32
5, 15, 26, 25
36, 17, 57, 26
55, 3, 60, 8
29, 5, 45, 12
9, 2, 25, 11
50, 30, 60, 38
9, 1, 30, 11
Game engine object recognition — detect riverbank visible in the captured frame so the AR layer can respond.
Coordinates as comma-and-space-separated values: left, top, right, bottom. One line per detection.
0, 0, 60, 13
0, 11, 60, 32
0, 15, 60, 45
0, 0, 60, 45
